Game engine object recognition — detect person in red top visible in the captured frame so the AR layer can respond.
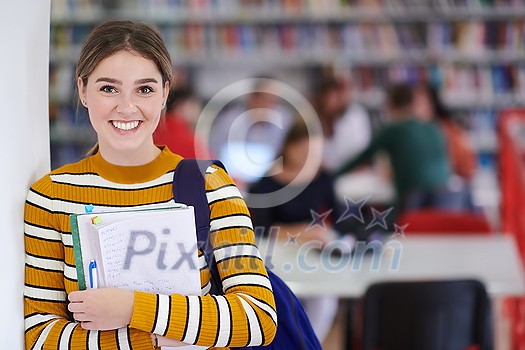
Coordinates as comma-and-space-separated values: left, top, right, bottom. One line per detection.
154, 87, 211, 158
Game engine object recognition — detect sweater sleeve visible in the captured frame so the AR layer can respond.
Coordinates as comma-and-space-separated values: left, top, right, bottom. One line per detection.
129, 165, 277, 348
24, 176, 154, 349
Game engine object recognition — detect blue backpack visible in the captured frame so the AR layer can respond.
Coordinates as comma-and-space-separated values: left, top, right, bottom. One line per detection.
172, 159, 322, 350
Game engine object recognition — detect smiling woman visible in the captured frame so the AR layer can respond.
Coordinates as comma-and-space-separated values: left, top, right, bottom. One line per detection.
24, 20, 276, 349
78, 50, 169, 165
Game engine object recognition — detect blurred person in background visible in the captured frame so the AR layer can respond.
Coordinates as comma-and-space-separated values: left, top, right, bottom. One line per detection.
412, 82, 477, 211
153, 86, 211, 158
312, 73, 372, 173
249, 117, 340, 344
208, 76, 294, 187
336, 82, 457, 218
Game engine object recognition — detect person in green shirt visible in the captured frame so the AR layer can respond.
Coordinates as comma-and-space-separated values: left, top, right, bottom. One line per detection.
336, 83, 453, 215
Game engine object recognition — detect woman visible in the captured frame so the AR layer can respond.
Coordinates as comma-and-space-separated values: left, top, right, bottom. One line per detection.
311, 75, 372, 173
249, 117, 339, 343
336, 83, 453, 215
412, 82, 477, 211
24, 21, 276, 349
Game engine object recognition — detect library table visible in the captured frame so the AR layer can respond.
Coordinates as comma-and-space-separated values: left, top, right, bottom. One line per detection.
258, 234, 525, 297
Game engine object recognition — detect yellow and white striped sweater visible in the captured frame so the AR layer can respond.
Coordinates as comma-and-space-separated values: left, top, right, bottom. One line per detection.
24, 147, 276, 349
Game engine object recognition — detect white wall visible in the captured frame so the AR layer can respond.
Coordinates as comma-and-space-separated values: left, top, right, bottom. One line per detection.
0, 1, 51, 348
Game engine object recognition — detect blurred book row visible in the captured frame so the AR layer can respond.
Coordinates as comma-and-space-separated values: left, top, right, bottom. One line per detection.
350, 64, 525, 107
50, 21, 525, 65
50, 0, 525, 20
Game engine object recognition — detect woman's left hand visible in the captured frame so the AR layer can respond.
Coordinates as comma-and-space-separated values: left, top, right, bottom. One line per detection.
68, 288, 134, 330
151, 334, 190, 347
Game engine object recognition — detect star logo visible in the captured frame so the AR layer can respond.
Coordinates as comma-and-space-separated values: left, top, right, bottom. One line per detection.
336, 195, 370, 224
286, 232, 299, 245
366, 206, 393, 231
392, 223, 409, 239
307, 209, 333, 231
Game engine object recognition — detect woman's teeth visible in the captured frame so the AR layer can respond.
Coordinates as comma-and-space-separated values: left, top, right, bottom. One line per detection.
112, 121, 140, 131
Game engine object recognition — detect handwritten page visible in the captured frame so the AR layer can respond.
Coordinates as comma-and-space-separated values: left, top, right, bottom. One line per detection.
95, 208, 201, 296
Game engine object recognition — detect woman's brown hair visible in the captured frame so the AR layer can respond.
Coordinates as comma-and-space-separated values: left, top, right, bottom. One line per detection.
76, 20, 173, 88
276, 116, 322, 163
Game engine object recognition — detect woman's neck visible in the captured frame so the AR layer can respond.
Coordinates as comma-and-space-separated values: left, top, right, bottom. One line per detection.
273, 161, 319, 184
98, 144, 162, 166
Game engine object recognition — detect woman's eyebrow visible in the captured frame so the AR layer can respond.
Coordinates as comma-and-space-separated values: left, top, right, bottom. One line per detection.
94, 77, 159, 84
95, 77, 122, 84
135, 78, 159, 84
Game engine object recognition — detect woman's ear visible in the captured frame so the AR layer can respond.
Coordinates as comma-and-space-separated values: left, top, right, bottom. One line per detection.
77, 77, 87, 107
163, 81, 170, 108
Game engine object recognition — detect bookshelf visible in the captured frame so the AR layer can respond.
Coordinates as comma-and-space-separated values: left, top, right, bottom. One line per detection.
49, 0, 525, 179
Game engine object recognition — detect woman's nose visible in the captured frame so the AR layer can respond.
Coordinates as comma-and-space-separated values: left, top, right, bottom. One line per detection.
116, 95, 138, 116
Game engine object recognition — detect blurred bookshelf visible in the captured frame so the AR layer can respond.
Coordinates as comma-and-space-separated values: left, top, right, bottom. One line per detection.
49, 0, 524, 217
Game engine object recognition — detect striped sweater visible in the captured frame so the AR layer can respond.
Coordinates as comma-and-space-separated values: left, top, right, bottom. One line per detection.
24, 147, 277, 349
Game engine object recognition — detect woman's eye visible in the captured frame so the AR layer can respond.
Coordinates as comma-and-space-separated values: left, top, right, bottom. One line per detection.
100, 85, 117, 93
138, 86, 154, 94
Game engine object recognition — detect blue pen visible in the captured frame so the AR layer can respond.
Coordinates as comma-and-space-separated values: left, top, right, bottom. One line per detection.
88, 260, 98, 289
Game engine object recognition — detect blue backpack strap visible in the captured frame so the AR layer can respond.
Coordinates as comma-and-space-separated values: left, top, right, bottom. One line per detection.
172, 158, 224, 294
172, 158, 322, 350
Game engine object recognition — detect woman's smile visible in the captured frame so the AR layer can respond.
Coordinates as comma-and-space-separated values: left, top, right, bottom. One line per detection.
111, 120, 142, 132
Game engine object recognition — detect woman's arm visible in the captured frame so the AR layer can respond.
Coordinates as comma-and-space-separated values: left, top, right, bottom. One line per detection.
129, 165, 277, 348
269, 222, 335, 245
335, 130, 386, 176
24, 176, 154, 349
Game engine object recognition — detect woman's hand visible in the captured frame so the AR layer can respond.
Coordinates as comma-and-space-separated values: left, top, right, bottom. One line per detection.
276, 222, 336, 246
151, 334, 190, 347
68, 288, 134, 330
297, 226, 336, 245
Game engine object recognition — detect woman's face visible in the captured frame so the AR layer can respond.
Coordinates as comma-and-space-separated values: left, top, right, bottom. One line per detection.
321, 89, 344, 119
284, 135, 324, 170
412, 87, 433, 121
78, 50, 168, 164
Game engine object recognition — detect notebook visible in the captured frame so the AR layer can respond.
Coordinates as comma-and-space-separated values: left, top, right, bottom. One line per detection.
71, 205, 201, 295
70, 205, 207, 349
71, 205, 202, 294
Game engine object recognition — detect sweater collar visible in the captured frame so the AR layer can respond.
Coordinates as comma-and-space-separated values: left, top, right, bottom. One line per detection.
89, 146, 181, 184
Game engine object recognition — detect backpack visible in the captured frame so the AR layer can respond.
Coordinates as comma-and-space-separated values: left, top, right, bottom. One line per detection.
172, 159, 322, 350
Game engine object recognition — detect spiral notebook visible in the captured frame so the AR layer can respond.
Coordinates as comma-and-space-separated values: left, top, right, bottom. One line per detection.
70, 205, 207, 349
70, 205, 202, 294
